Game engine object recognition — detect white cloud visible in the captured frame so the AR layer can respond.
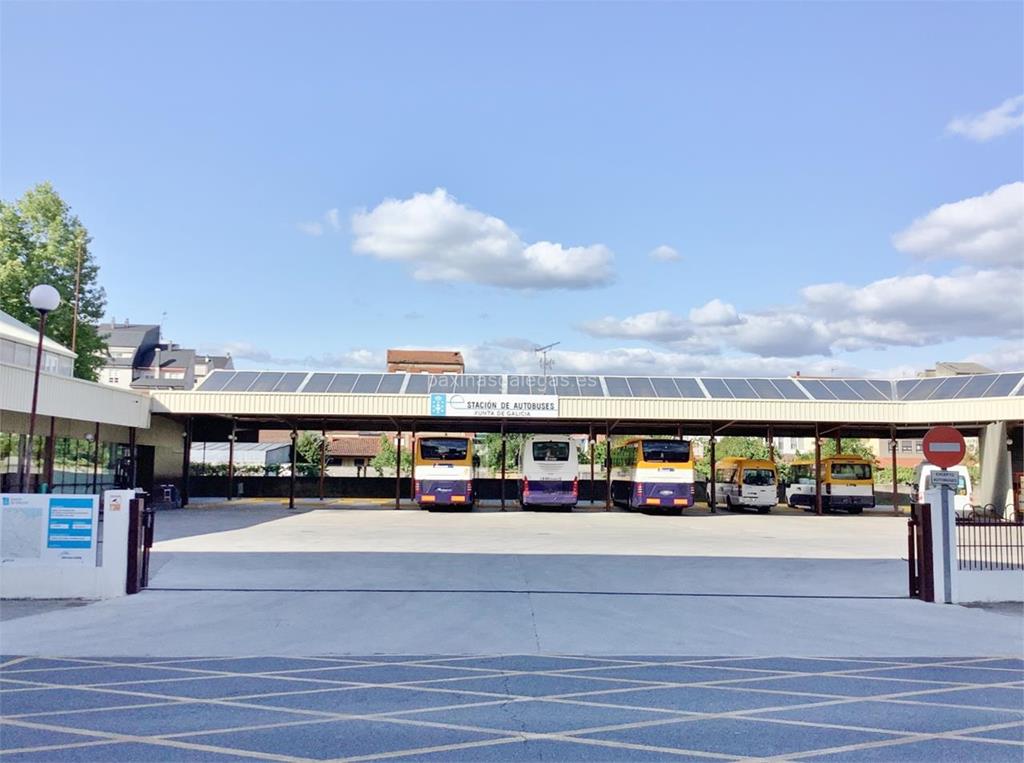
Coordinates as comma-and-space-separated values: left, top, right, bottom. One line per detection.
581, 310, 691, 341
212, 342, 382, 371
298, 208, 344, 237
649, 244, 681, 262
891, 182, 1024, 268
947, 94, 1024, 142
351, 188, 614, 289
689, 299, 741, 326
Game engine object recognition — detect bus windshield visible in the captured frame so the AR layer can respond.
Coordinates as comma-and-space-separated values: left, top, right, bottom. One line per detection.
642, 440, 690, 463
532, 441, 570, 462
743, 468, 776, 486
419, 438, 468, 461
831, 462, 872, 480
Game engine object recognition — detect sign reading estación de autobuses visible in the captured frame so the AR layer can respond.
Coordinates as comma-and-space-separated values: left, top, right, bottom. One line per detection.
430, 393, 559, 418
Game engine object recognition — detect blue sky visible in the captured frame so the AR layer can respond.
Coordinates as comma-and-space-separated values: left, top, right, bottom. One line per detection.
3, 1, 1022, 377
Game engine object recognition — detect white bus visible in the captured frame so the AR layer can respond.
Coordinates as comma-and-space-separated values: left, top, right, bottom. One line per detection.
786, 455, 875, 514
712, 457, 778, 513
414, 436, 475, 510
519, 435, 579, 510
611, 438, 694, 514
912, 462, 972, 514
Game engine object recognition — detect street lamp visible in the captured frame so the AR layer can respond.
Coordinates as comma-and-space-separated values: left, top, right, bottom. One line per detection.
23, 284, 61, 491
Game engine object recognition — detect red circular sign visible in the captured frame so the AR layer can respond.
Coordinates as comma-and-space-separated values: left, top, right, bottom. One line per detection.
922, 426, 966, 469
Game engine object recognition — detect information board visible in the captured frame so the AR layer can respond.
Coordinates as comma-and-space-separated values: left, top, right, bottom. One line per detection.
1, 494, 98, 565
430, 393, 559, 418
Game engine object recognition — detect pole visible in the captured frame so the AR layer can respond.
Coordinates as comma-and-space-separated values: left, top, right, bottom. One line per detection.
227, 419, 236, 501
394, 430, 402, 510
500, 421, 507, 511
289, 429, 297, 510
768, 425, 775, 462
91, 422, 100, 494
589, 424, 595, 508
604, 422, 612, 510
71, 237, 83, 353
319, 428, 326, 501
709, 427, 717, 512
409, 422, 416, 501
835, 436, 842, 454
890, 428, 899, 514
181, 417, 192, 507
23, 309, 48, 490
815, 423, 823, 516
43, 416, 56, 492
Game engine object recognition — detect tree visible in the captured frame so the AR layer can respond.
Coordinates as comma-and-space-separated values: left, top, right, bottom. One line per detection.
480, 433, 526, 473
695, 436, 772, 478
0, 183, 107, 379
294, 432, 325, 477
370, 435, 412, 476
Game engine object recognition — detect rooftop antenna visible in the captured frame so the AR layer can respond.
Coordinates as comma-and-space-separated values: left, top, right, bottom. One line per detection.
534, 341, 560, 377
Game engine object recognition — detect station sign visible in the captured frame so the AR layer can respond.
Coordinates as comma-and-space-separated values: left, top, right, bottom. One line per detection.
922, 426, 966, 469
430, 393, 558, 419
1, 494, 98, 565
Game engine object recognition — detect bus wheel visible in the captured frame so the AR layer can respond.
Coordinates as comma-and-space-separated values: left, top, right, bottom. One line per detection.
849, 507, 863, 515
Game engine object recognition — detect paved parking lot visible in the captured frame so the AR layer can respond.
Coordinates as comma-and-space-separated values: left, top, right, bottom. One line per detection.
2, 654, 1022, 761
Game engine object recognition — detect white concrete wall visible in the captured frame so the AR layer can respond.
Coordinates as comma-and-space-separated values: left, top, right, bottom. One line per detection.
0, 491, 131, 600
955, 570, 1024, 603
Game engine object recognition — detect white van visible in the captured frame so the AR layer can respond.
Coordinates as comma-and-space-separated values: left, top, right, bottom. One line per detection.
520, 435, 579, 510
912, 462, 972, 513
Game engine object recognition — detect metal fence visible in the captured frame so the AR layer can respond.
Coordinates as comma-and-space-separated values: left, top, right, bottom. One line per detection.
955, 512, 1024, 570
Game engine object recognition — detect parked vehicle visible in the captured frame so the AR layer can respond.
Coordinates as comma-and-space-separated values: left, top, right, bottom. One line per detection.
611, 438, 694, 514
414, 436, 475, 510
519, 435, 579, 510
911, 462, 972, 513
785, 455, 875, 514
712, 457, 778, 513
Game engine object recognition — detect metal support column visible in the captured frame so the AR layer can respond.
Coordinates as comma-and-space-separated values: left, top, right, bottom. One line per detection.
227, 419, 236, 501
319, 429, 326, 501
288, 429, 297, 510
589, 424, 595, 507
890, 427, 899, 513
815, 423, 823, 516
394, 430, 402, 510
835, 436, 842, 454
709, 426, 717, 512
768, 425, 775, 462
91, 422, 101, 494
129, 426, 138, 488
409, 423, 417, 501
43, 416, 56, 491
604, 422, 612, 510
181, 416, 192, 507
500, 421, 507, 511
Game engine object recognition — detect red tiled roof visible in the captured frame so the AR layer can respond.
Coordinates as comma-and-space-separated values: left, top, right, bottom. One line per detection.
328, 437, 382, 457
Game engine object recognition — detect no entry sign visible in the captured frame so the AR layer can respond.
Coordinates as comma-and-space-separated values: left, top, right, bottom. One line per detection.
922, 426, 966, 469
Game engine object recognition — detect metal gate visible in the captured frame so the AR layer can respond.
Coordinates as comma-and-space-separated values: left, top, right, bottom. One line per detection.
126, 495, 155, 594
907, 503, 934, 602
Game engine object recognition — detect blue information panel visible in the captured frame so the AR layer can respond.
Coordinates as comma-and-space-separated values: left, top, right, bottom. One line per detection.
46, 497, 95, 549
